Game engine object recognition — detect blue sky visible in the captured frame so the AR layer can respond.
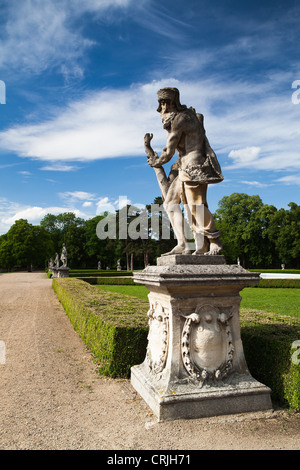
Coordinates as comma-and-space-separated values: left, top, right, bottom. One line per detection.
0, 0, 300, 234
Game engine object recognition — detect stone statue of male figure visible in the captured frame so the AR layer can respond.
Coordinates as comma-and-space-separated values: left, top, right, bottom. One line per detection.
60, 243, 67, 268
144, 87, 223, 256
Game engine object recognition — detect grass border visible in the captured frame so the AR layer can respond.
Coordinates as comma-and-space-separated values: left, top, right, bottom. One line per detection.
52, 277, 148, 378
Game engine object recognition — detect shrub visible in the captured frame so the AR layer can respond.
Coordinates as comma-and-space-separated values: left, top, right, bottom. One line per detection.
240, 309, 300, 410
80, 276, 135, 286
69, 269, 133, 278
52, 278, 148, 378
248, 269, 300, 274
251, 279, 300, 288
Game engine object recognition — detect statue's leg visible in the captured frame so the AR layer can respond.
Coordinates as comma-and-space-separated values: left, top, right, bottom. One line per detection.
161, 177, 190, 255
183, 182, 222, 255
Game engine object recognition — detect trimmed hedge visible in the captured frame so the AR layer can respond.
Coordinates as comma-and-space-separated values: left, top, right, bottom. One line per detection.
248, 269, 300, 274
87, 276, 300, 289
52, 278, 148, 378
240, 309, 300, 410
80, 276, 135, 286
69, 270, 133, 278
251, 279, 300, 288
52, 277, 300, 410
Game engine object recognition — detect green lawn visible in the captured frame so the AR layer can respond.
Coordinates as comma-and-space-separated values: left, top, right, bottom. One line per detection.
240, 287, 300, 317
97, 284, 150, 301
96, 285, 300, 318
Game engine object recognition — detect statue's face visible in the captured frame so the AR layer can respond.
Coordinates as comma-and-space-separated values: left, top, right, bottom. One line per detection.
159, 99, 175, 115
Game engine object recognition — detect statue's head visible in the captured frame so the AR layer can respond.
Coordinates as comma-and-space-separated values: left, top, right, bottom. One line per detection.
157, 87, 186, 113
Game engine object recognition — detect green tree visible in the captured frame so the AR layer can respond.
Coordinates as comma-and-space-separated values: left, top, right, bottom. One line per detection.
214, 193, 265, 267
0, 219, 54, 270
30, 225, 55, 268
0, 235, 14, 270
242, 203, 278, 268
41, 212, 86, 268
148, 196, 176, 257
84, 214, 113, 268
268, 202, 300, 268
116, 204, 143, 270
39, 213, 61, 249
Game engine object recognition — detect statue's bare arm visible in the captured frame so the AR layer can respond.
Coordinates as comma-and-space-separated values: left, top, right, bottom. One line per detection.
144, 133, 158, 166
158, 130, 181, 166
144, 123, 182, 168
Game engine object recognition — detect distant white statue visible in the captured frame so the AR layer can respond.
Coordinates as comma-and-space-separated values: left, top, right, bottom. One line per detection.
117, 259, 122, 271
60, 243, 67, 268
54, 253, 59, 268
98, 260, 101, 270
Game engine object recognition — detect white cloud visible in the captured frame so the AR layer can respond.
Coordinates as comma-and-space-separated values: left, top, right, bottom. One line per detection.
228, 147, 261, 166
0, 196, 93, 234
0, 192, 141, 233
71, 0, 133, 11
1, 76, 300, 175
2, 206, 86, 226
0, 199, 22, 233
59, 191, 96, 201
18, 171, 32, 176
276, 175, 300, 186
0, 0, 135, 77
96, 195, 132, 214
130, 1, 192, 43
117, 196, 132, 209
241, 180, 271, 188
57, 190, 97, 212
0, 81, 164, 161
39, 164, 80, 172
96, 197, 116, 214
0, 1, 89, 76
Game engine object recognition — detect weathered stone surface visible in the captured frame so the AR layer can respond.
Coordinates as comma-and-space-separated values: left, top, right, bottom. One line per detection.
131, 258, 272, 422
52, 266, 70, 278
133, 258, 260, 288
51, 244, 69, 277
60, 243, 68, 268
144, 87, 223, 256
131, 86, 272, 422
131, 365, 272, 422
157, 254, 226, 266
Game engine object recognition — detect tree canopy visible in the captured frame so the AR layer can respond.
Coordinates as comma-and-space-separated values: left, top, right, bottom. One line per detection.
214, 193, 299, 268
0, 219, 54, 270
0, 194, 299, 271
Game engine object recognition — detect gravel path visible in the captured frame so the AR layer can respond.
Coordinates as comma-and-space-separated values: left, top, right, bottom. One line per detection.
0, 272, 299, 451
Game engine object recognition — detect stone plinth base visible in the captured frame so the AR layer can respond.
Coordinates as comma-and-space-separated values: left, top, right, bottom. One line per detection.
52, 266, 70, 278
131, 363, 272, 422
131, 254, 272, 422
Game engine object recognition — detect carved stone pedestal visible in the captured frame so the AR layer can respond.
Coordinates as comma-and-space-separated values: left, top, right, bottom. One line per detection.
130, 255, 272, 422
52, 266, 70, 278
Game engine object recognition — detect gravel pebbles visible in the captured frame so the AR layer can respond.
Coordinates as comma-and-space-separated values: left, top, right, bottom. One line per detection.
0, 272, 299, 451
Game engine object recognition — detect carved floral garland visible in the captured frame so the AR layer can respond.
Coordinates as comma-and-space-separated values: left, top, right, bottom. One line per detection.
146, 303, 169, 375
